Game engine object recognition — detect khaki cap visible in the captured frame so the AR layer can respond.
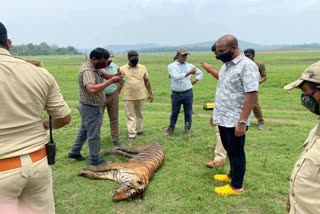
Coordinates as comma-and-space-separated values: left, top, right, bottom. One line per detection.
177, 48, 190, 55
284, 61, 320, 90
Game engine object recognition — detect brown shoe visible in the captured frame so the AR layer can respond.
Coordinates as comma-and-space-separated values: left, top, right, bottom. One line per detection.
206, 160, 225, 168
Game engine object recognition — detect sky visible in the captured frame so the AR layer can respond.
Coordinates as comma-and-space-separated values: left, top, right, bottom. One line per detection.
1, 0, 320, 48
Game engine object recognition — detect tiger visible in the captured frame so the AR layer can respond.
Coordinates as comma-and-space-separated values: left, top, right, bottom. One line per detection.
79, 142, 165, 201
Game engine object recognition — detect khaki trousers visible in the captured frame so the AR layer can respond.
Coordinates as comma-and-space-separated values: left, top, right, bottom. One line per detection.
103, 92, 119, 140
124, 99, 145, 138
214, 126, 227, 162
253, 94, 264, 123
0, 156, 54, 214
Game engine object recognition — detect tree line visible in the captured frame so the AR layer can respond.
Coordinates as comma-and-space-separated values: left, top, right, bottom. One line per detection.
10, 42, 81, 56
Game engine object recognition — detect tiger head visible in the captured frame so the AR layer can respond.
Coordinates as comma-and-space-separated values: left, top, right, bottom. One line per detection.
112, 180, 146, 201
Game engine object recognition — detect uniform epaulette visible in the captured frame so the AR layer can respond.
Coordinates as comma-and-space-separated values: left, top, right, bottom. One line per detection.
13, 56, 44, 67
25, 59, 44, 67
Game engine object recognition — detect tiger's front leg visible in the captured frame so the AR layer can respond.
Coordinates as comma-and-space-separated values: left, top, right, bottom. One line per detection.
78, 168, 118, 181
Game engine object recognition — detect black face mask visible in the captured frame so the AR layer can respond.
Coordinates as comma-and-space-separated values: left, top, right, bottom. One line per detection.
95, 62, 107, 69
301, 91, 320, 115
216, 48, 234, 63
129, 58, 139, 66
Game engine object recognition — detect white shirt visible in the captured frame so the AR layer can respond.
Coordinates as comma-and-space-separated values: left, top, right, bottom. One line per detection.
168, 61, 203, 92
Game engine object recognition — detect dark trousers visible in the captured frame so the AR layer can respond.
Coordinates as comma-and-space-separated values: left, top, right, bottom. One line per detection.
169, 89, 193, 129
70, 102, 103, 165
218, 126, 246, 189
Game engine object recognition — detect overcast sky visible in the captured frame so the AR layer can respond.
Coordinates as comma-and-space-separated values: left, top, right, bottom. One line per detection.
1, 0, 319, 48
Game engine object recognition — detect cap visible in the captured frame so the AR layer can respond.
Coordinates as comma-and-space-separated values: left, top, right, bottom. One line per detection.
127, 50, 139, 57
177, 48, 190, 55
284, 61, 320, 90
108, 50, 115, 61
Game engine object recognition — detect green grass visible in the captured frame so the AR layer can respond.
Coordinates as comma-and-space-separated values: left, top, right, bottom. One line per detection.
25, 50, 320, 213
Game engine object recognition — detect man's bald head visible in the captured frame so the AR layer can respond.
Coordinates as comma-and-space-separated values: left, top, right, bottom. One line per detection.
215, 34, 240, 62
216, 34, 238, 49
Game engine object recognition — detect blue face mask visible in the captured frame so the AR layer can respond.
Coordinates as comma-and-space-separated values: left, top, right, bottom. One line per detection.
216, 48, 234, 63
301, 91, 320, 115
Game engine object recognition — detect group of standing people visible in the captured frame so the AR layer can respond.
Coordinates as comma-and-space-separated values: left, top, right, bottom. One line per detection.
68, 49, 153, 166
1, 19, 319, 213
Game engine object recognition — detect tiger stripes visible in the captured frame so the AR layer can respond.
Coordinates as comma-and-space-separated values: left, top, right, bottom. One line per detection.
79, 143, 164, 201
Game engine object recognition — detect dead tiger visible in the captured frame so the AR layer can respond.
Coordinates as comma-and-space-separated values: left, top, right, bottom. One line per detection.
79, 143, 164, 201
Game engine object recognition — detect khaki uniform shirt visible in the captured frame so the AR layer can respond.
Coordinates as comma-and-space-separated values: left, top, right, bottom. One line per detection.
78, 61, 106, 106
289, 123, 320, 214
255, 60, 266, 77
0, 48, 71, 159
120, 63, 149, 100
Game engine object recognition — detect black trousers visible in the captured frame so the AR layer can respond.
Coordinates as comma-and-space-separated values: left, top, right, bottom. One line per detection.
218, 126, 247, 188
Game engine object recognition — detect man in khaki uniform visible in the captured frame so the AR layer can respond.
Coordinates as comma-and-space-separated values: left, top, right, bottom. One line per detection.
284, 61, 320, 214
0, 22, 71, 213
244, 49, 267, 130
120, 51, 153, 142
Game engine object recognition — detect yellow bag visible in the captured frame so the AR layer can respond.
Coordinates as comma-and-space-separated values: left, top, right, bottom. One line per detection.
203, 102, 215, 110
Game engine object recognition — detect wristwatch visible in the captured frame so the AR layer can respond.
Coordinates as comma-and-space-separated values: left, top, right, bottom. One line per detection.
238, 120, 247, 127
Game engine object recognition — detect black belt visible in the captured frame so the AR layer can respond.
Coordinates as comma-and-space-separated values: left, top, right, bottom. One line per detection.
172, 88, 192, 94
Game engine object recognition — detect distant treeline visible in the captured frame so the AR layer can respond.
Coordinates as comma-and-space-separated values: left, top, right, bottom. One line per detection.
279, 43, 320, 50
136, 44, 320, 53
10, 42, 81, 56
136, 47, 212, 54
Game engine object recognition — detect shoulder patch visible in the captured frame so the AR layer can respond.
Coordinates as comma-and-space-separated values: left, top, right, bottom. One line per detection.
25, 59, 44, 67
13, 56, 44, 67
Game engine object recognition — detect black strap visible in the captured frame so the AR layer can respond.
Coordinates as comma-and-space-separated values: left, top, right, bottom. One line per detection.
49, 115, 54, 144
46, 115, 56, 165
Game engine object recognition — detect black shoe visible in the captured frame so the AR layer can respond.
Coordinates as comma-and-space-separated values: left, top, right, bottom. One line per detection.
91, 159, 106, 166
127, 137, 136, 142
112, 139, 123, 147
164, 127, 173, 136
137, 131, 145, 136
68, 153, 86, 161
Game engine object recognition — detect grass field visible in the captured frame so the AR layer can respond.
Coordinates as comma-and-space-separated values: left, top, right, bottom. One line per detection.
26, 50, 320, 214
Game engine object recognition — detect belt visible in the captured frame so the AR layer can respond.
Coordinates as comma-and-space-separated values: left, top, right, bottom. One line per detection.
0, 147, 47, 172
172, 88, 192, 94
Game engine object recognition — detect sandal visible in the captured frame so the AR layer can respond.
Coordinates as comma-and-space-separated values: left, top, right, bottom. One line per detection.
206, 160, 224, 168
214, 184, 244, 196
213, 174, 231, 183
